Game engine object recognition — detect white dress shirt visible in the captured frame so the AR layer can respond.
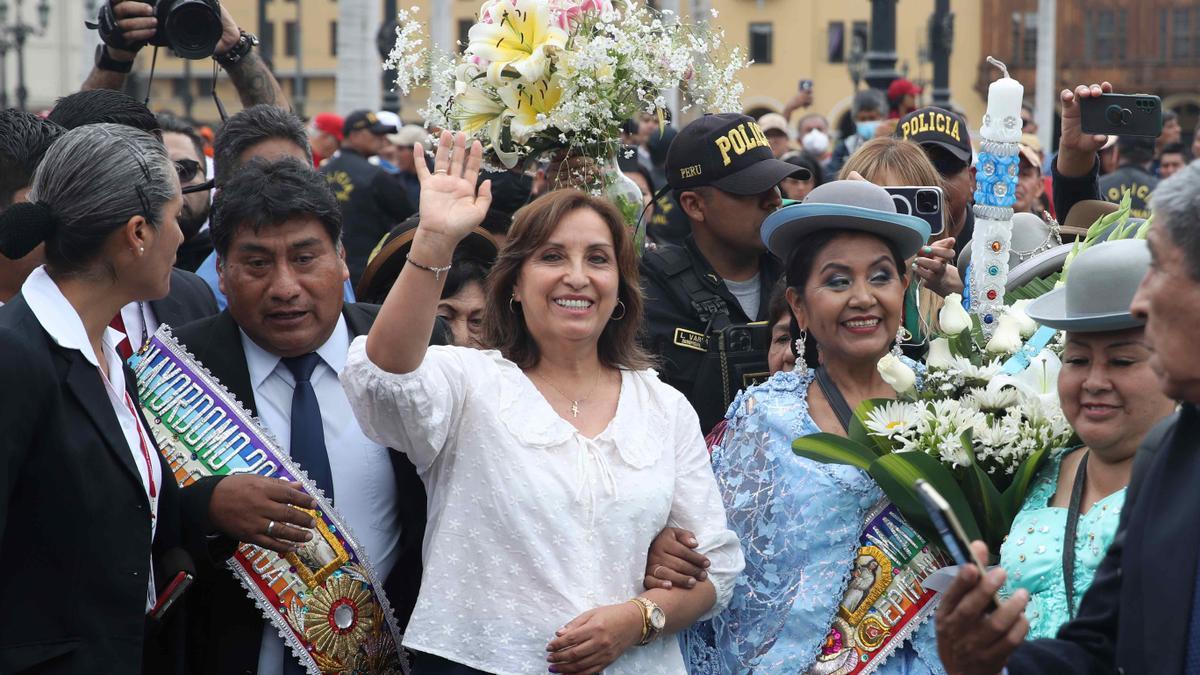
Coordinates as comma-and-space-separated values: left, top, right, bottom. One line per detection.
241, 316, 401, 675
22, 266, 162, 609
341, 341, 746, 675
116, 301, 159, 354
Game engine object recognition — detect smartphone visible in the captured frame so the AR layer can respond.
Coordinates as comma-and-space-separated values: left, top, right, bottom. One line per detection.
885, 186, 944, 237
799, 79, 813, 92
1080, 93, 1163, 138
915, 480, 1001, 608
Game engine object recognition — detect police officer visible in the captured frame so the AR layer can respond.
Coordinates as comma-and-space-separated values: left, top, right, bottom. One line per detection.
641, 113, 809, 433
895, 106, 976, 256
319, 110, 415, 284
1099, 136, 1158, 218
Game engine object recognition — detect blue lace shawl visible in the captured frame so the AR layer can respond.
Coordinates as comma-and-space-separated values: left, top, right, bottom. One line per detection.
681, 369, 945, 674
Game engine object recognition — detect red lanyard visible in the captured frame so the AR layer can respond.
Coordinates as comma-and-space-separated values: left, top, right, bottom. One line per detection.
122, 388, 158, 500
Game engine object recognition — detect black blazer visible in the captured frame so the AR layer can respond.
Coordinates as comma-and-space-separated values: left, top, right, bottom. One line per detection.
0, 297, 183, 674
149, 269, 219, 331
1008, 408, 1191, 674
172, 304, 429, 675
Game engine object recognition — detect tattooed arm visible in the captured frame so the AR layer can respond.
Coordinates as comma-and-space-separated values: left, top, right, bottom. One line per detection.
222, 49, 290, 112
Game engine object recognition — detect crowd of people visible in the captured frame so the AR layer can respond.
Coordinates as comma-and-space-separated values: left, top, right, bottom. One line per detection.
2, 2, 1200, 674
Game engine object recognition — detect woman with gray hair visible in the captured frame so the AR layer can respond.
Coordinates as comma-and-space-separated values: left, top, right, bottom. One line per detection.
0, 123, 186, 673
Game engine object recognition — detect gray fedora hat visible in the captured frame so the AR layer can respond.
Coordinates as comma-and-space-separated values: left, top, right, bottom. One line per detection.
959, 212, 1061, 271
761, 180, 931, 261
1025, 239, 1150, 332
1006, 243, 1073, 291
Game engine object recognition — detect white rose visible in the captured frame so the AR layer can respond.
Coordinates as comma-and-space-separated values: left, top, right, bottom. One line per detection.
878, 353, 917, 394
985, 315, 1024, 355
939, 294, 973, 335
1008, 299, 1039, 338
926, 337, 954, 369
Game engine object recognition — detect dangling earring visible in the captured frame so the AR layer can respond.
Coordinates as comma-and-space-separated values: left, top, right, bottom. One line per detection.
893, 326, 911, 357
610, 300, 626, 321
793, 328, 809, 378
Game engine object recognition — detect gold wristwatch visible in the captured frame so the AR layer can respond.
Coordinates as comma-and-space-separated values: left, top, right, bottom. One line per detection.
629, 597, 666, 645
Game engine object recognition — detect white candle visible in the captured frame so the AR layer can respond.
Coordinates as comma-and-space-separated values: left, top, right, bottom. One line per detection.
982, 57, 1024, 143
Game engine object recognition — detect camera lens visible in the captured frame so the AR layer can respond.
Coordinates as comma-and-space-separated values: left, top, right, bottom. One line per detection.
916, 189, 939, 214
163, 0, 224, 59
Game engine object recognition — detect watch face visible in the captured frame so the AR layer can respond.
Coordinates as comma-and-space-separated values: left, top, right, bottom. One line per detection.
650, 607, 666, 630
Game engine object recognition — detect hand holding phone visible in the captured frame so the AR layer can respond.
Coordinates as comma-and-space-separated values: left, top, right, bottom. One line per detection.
1079, 93, 1163, 138
915, 480, 1000, 609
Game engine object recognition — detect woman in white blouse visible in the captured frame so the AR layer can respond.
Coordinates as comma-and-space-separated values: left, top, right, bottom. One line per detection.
341, 131, 744, 675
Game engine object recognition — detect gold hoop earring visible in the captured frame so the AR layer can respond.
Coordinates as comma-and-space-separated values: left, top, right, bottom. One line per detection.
610, 301, 626, 321
509, 296, 520, 313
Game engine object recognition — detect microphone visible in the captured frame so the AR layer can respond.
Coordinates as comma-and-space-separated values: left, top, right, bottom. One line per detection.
150, 548, 196, 621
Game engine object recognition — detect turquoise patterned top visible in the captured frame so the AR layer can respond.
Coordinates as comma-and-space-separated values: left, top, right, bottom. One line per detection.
998, 446, 1125, 640
681, 368, 944, 674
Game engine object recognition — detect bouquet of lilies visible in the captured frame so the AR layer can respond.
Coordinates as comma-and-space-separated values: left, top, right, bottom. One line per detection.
794, 300, 1074, 553
385, 0, 746, 168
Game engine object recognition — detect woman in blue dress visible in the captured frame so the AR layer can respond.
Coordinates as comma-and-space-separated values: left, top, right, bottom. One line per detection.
661, 179, 948, 674
999, 239, 1176, 638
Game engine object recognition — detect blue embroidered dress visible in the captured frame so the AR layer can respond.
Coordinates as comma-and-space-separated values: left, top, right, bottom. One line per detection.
683, 369, 944, 674
998, 446, 1125, 639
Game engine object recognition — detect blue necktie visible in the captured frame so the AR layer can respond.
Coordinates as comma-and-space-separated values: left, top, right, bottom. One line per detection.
282, 353, 335, 503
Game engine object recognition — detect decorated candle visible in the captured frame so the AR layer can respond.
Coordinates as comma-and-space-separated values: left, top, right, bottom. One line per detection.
969, 57, 1023, 337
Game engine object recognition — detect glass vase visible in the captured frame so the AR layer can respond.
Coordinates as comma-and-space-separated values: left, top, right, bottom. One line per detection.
544, 145, 648, 255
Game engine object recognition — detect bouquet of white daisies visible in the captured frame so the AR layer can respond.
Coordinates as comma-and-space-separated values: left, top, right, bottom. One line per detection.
794, 297, 1074, 552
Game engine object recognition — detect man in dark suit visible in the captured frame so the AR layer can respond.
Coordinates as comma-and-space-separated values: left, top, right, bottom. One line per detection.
934, 162, 1200, 674
173, 158, 430, 674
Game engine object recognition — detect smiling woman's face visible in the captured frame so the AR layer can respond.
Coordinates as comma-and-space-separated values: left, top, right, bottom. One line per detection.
788, 232, 907, 368
1058, 328, 1176, 459
511, 207, 620, 351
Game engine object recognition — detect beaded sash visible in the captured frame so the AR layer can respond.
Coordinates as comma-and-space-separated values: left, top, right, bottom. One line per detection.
130, 326, 407, 674
808, 500, 951, 675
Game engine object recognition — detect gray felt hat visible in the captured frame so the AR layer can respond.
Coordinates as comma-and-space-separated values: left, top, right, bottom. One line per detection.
761, 180, 931, 261
1025, 239, 1150, 332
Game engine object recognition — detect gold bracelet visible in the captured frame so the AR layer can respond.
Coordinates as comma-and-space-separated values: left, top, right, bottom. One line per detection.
405, 252, 452, 281
626, 599, 650, 645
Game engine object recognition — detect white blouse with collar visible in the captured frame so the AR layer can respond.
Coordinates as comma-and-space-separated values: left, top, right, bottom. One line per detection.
341, 340, 744, 675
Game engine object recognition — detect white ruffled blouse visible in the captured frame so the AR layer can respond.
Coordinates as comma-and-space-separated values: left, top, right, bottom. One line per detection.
341, 340, 744, 675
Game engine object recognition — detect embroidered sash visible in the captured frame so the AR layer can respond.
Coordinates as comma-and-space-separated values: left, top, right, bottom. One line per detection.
130, 326, 407, 674
809, 500, 951, 675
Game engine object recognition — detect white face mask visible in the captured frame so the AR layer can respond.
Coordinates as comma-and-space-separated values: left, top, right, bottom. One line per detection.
802, 129, 830, 155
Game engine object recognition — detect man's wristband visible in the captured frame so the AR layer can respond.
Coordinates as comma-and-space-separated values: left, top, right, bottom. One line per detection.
215, 29, 258, 68
95, 44, 134, 73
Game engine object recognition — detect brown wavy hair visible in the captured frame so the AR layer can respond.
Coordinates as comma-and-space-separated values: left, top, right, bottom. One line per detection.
481, 189, 653, 370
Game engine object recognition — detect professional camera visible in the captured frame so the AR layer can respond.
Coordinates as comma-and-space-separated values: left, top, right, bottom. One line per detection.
150, 0, 224, 59
94, 0, 224, 60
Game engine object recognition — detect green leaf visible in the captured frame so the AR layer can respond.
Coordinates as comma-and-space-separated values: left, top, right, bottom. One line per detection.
867, 452, 983, 548
1003, 445, 1054, 515
957, 430, 1012, 550
849, 398, 896, 457
792, 434, 879, 472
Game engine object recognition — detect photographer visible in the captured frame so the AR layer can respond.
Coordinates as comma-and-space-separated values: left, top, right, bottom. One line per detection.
83, 0, 288, 113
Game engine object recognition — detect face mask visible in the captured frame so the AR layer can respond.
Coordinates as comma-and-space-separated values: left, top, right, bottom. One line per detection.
802, 129, 830, 155
856, 120, 882, 141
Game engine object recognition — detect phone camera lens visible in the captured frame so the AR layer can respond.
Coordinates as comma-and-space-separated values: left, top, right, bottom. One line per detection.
916, 189, 938, 214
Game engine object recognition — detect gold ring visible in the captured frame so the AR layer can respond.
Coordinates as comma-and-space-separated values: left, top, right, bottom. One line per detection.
434, 169, 448, 175
653, 564, 664, 577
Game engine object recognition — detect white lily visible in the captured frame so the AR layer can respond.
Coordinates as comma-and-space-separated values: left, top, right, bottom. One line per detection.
987, 349, 1062, 408
878, 353, 917, 395
939, 293, 973, 335
1008, 299, 1039, 338
985, 315, 1023, 355
497, 75, 564, 143
467, 0, 568, 86
926, 337, 954, 369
